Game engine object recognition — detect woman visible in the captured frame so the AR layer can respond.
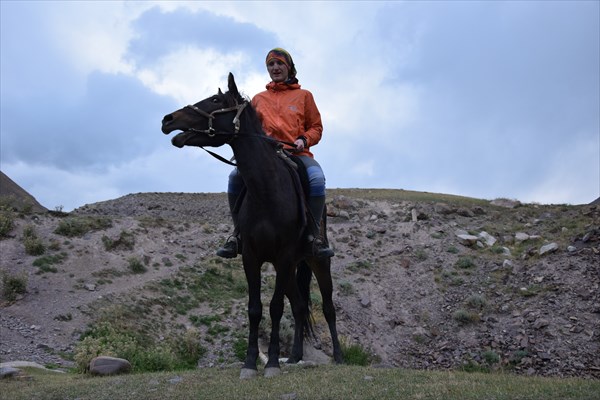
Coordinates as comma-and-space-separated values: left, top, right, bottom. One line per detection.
217, 47, 334, 259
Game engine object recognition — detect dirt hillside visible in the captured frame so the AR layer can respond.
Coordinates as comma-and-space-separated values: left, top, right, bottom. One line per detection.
1, 189, 598, 378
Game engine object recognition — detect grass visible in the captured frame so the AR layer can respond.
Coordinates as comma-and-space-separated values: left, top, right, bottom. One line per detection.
1, 365, 598, 400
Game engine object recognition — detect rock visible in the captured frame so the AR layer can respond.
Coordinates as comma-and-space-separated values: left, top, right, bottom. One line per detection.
539, 243, 558, 256
490, 198, 522, 208
0, 366, 21, 379
478, 231, 497, 247
457, 234, 479, 246
533, 319, 550, 329
84, 284, 96, 291
89, 356, 132, 376
360, 294, 371, 308
456, 208, 475, 217
515, 232, 530, 242
434, 203, 455, 215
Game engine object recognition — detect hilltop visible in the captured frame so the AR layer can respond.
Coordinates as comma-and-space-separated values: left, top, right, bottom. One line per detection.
0, 188, 598, 378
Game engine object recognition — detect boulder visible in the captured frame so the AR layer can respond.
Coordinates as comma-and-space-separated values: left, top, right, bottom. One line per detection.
89, 356, 132, 376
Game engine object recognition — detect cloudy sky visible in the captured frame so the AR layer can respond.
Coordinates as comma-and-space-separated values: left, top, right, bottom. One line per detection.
1, 1, 598, 211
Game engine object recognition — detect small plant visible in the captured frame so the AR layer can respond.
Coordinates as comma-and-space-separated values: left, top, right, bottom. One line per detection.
452, 309, 480, 325
233, 337, 247, 361
1, 272, 27, 301
340, 338, 371, 366
23, 225, 46, 256
482, 350, 501, 366
0, 208, 15, 237
465, 294, 487, 310
509, 349, 529, 365
55, 216, 112, 237
414, 248, 428, 261
102, 230, 135, 251
339, 281, 354, 295
33, 252, 67, 274
446, 246, 459, 254
347, 260, 373, 272
127, 257, 147, 274
455, 257, 476, 269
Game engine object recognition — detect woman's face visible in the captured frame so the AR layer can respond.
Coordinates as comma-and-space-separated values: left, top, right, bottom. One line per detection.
267, 59, 289, 83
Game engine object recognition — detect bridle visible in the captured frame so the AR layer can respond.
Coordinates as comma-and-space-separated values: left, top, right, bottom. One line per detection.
184, 100, 248, 139
181, 99, 299, 166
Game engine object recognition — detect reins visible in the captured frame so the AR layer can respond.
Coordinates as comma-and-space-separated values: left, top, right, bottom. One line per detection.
183, 100, 299, 166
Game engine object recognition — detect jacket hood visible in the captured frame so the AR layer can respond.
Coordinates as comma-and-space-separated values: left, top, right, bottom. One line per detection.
266, 81, 301, 91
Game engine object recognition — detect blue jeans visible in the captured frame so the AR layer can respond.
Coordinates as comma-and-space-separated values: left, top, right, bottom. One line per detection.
227, 155, 326, 197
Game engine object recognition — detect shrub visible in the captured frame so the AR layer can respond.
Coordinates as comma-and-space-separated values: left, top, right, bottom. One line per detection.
23, 225, 46, 256
33, 253, 67, 274
455, 257, 476, 269
74, 321, 205, 373
465, 294, 487, 310
233, 338, 247, 361
2, 272, 27, 301
102, 230, 135, 251
172, 328, 206, 369
54, 216, 112, 237
339, 281, 354, 295
340, 339, 371, 366
0, 209, 15, 237
127, 257, 147, 274
452, 309, 480, 325
482, 350, 501, 366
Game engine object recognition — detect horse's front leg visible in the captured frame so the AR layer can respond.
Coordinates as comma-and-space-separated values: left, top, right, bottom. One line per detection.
264, 263, 293, 378
240, 257, 262, 380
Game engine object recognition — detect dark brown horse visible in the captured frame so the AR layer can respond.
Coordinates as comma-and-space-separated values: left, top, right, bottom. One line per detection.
161, 73, 342, 378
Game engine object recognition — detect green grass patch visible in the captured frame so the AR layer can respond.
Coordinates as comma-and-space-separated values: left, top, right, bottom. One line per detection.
3, 365, 598, 400
346, 260, 374, 272
32, 252, 67, 274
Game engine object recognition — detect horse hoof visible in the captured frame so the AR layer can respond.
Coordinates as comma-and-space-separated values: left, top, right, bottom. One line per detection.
264, 367, 281, 378
240, 368, 258, 380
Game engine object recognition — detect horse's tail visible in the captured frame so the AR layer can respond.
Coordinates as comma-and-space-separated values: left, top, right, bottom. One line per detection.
296, 260, 315, 339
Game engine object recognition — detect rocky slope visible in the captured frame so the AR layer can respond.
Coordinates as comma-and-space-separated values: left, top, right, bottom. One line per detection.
1, 189, 598, 378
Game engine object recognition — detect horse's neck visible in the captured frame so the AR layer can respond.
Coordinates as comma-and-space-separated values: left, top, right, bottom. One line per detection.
231, 136, 284, 199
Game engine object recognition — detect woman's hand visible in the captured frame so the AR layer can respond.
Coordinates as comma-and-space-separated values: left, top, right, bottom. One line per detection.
294, 138, 305, 151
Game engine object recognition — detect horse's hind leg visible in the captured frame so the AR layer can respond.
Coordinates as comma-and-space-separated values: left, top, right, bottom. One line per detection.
312, 257, 343, 364
286, 263, 311, 364
240, 258, 262, 379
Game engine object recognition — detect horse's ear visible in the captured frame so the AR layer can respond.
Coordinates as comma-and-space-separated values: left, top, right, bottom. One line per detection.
218, 88, 223, 95
228, 72, 240, 99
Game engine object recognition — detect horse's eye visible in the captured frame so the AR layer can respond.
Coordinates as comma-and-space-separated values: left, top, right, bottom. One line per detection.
212, 97, 220, 103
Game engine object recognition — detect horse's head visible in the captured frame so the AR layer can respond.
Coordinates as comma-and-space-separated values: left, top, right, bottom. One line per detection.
161, 73, 247, 148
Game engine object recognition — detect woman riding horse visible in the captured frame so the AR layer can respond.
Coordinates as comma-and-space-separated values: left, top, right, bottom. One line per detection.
217, 48, 334, 259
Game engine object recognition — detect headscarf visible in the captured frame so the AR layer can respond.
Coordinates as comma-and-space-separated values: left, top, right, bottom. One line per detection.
265, 48, 297, 82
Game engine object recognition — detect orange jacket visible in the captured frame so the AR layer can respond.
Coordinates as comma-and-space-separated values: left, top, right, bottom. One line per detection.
252, 81, 323, 158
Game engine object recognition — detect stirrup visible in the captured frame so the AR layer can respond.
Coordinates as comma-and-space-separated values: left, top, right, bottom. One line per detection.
216, 236, 240, 258
311, 237, 334, 258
